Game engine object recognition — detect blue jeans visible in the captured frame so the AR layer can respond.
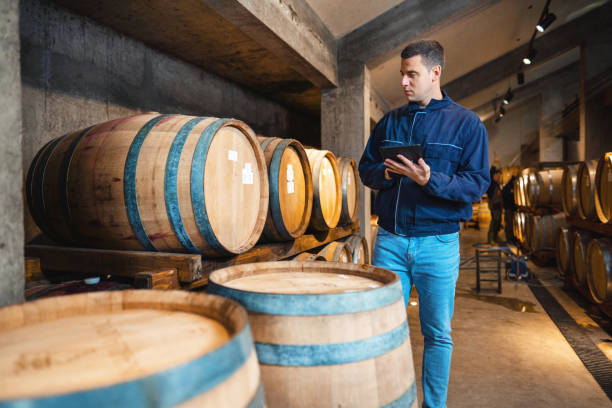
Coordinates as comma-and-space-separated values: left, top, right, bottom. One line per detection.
373, 227, 460, 408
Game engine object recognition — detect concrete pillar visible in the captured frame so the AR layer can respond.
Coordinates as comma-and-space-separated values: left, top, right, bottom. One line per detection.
321, 62, 372, 252
0, 0, 24, 306
580, 29, 612, 161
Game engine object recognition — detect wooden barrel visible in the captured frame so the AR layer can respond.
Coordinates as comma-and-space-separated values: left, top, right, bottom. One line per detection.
572, 230, 593, 288
258, 137, 313, 241
513, 212, 526, 244
523, 169, 538, 207
577, 160, 598, 220
555, 227, 573, 277
305, 149, 342, 231
317, 240, 353, 263
527, 168, 563, 208
337, 157, 360, 225
345, 234, 370, 264
290, 253, 326, 261
477, 200, 491, 227
514, 176, 526, 207
0, 291, 263, 407
562, 164, 580, 216
207, 261, 418, 408
26, 114, 268, 257
526, 212, 566, 252
594, 152, 612, 224
586, 238, 612, 304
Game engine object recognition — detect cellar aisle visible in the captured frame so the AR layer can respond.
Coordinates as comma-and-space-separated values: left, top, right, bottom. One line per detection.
405, 227, 612, 408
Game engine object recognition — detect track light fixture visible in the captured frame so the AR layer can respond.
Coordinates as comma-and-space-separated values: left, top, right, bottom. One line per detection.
499, 106, 505, 117
523, 48, 536, 65
503, 89, 514, 105
536, 12, 556, 32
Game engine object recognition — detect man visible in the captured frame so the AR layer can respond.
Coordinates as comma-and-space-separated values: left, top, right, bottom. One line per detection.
486, 167, 503, 244
359, 40, 489, 408
502, 175, 517, 243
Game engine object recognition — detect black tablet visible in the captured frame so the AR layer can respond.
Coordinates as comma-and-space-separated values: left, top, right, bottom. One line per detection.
379, 144, 423, 163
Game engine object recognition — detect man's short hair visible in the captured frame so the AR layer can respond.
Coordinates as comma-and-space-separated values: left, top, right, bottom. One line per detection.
401, 40, 445, 71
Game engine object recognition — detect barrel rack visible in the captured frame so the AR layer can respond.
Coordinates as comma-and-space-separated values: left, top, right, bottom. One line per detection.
25, 222, 359, 291
565, 216, 612, 237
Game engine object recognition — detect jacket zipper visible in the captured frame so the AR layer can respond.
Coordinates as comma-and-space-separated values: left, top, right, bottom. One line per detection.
394, 111, 425, 233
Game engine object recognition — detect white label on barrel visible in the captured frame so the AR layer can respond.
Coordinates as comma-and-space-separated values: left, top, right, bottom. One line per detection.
242, 163, 254, 185
338, 274, 348, 279
287, 181, 294, 194
287, 164, 294, 181
228, 150, 238, 161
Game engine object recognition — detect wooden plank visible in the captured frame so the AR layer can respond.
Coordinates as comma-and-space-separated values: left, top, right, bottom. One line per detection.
25, 246, 202, 283
566, 216, 612, 238
185, 223, 358, 289
134, 269, 180, 290
24, 257, 44, 281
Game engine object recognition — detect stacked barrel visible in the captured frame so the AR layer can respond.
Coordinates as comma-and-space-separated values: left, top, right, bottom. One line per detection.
557, 153, 612, 305
26, 114, 370, 264
513, 167, 566, 264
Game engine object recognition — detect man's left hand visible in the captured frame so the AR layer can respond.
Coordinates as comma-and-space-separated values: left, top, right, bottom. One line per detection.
384, 155, 431, 186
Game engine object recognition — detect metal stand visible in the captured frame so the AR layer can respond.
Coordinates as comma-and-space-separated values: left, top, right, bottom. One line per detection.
475, 246, 504, 294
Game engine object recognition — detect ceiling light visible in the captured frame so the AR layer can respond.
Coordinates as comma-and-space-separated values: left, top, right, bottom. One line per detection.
517, 72, 525, 85
499, 106, 506, 117
536, 12, 556, 32
523, 49, 536, 65
503, 89, 514, 105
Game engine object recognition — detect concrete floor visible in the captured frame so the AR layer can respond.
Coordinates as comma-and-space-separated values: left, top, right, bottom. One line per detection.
406, 227, 612, 408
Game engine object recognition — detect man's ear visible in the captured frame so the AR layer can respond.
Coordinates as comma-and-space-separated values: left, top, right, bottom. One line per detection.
431, 65, 442, 83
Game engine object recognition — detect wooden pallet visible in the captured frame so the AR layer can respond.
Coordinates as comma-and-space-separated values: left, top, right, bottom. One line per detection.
25, 222, 358, 290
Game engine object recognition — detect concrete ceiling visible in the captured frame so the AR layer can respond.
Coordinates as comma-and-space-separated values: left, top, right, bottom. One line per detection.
368, 0, 602, 109
305, 0, 403, 38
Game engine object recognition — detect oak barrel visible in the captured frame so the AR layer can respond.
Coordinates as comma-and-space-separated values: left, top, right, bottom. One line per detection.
305, 149, 342, 231
561, 164, 580, 216
345, 234, 371, 264
586, 238, 612, 304
594, 152, 612, 224
0, 291, 263, 407
317, 240, 353, 263
572, 230, 593, 288
26, 114, 268, 257
337, 157, 360, 225
513, 212, 526, 244
207, 261, 418, 408
477, 200, 491, 227
527, 168, 563, 208
290, 253, 326, 261
577, 160, 598, 220
526, 212, 566, 252
514, 176, 526, 207
555, 227, 573, 277
258, 137, 313, 241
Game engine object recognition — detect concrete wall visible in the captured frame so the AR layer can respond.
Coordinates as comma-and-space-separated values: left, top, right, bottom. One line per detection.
20, 0, 320, 241
484, 96, 540, 167
0, 0, 24, 306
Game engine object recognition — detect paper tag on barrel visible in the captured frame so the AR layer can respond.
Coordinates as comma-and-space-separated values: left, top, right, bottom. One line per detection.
242, 163, 254, 185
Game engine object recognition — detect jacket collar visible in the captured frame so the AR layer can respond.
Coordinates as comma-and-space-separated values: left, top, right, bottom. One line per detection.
404, 90, 452, 112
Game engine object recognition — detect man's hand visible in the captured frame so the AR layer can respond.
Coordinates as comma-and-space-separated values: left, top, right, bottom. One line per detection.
384, 155, 431, 186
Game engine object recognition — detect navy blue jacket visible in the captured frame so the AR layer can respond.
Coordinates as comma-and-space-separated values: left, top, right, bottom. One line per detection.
359, 92, 490, 236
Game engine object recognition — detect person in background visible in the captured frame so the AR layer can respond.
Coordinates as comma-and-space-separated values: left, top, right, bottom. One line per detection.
487, 167, 502, 244
502, 175, 517, 244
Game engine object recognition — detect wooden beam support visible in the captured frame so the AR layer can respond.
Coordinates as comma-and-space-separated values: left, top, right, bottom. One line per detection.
339, 0, 499, 66
25, 246, 202, 283
444, 2, 612, 102
202, 0, 338, 88
134, 269, 180, 290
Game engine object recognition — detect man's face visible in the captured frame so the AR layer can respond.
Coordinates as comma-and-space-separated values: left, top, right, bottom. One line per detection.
400, 55, 440, 104
494, 173, 501, 183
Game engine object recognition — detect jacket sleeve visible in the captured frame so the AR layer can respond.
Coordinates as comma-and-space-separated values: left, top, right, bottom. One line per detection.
358, 116, 396, 191
422, 119, 490, 203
